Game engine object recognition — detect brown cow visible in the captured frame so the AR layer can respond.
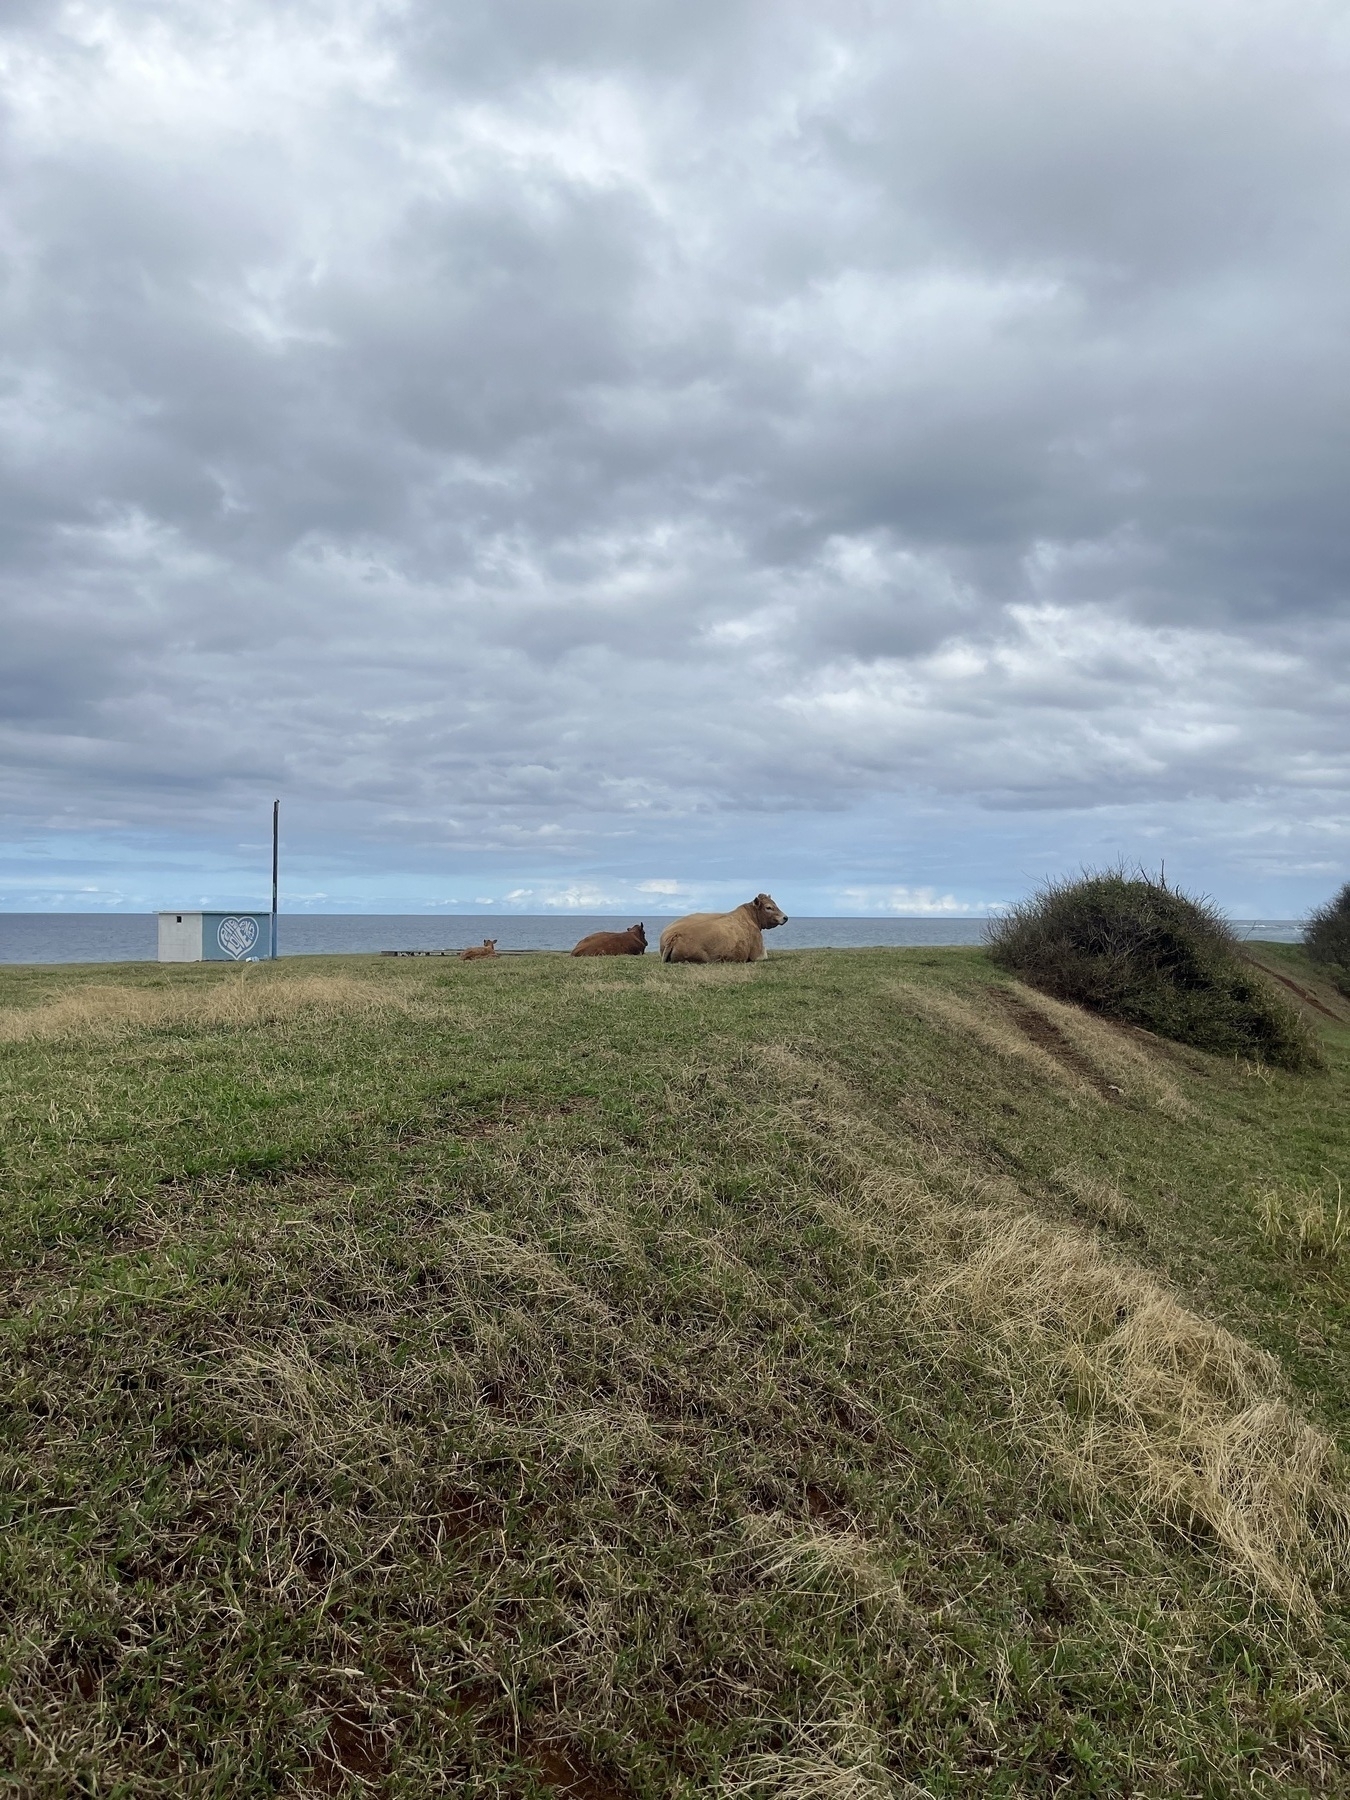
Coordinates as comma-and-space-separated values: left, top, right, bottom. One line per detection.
659, 894, 788, 964
571, 922, 648, 957
460, 938, 498, 961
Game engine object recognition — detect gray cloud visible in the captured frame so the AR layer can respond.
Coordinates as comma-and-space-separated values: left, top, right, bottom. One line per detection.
1, 0, 1347, 910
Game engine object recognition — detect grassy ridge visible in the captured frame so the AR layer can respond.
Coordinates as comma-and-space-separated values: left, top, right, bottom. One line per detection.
1, 948, 1349, 1796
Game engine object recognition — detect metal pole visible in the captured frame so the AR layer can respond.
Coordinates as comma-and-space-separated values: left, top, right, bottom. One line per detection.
271, 799, 279, 959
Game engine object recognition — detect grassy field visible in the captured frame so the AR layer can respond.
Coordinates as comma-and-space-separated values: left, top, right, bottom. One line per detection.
2, 943, 1348, 1797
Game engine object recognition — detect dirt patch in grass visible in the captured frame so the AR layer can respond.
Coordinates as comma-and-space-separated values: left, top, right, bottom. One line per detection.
889, 980, 1094, 1099
890, 976, 1191, 1116
1265, 966, 1344, 1022
988, 986, 1125, 1102
527, 1740, 633, 1800
1243, 951, 1350, 1026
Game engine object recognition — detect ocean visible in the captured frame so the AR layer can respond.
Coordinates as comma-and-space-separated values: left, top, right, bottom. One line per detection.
0, 912, 1304, 966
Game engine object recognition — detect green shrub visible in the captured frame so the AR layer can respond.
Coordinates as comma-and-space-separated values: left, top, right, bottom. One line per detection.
1302, 881, 1350, 996
987, 870, 1320, 1071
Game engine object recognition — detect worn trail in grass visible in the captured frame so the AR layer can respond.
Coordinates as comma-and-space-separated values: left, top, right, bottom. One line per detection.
1, 948, 1348, 1796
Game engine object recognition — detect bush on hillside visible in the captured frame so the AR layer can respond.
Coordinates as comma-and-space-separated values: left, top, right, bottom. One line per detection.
1302, 881, 1350, 996
987, 869, 1320, 1071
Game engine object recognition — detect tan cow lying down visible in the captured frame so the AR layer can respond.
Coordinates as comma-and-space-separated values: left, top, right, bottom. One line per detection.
659, 894, 788, 963
460, 938, 498, 961
571, 923, 648, 957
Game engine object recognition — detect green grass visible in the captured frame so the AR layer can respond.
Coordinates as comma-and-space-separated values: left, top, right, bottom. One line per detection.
2, 947, 1349, 1797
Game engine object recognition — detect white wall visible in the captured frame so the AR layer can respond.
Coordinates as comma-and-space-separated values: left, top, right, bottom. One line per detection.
158, 913, 203, 961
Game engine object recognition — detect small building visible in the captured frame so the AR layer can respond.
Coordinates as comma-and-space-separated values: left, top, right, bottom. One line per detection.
158, 912, 272, 963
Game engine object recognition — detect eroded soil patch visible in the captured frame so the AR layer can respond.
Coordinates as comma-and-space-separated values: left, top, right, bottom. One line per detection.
987, 987, 1124, 1102
1253, 963, 1347, 1024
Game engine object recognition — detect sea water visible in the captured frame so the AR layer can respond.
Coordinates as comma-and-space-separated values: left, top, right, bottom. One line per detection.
0, 913, 1303, 966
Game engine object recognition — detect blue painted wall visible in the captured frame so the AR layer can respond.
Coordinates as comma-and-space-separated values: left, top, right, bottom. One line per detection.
202, 912, 271, 961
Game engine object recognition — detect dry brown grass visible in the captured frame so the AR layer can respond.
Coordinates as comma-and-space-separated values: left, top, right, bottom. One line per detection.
1052, 1165, 1148, 1235
922, 1217, 1348, 1616
1254, 1176, 1349, 1264
723, 1709, 927, 1800
0, 971, 409, 1043
753, 1044, 1350, 1620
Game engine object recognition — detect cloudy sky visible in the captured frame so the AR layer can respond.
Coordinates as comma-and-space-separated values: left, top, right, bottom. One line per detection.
2, 0, 1348, 917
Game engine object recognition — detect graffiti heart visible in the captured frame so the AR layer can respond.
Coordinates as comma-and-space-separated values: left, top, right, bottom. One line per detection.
217, 915, 260, 959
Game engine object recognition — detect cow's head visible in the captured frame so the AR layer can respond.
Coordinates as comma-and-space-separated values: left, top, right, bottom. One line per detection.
631, 923, 648, 947
484, 938, 497, 948
751, 893, 788, 929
